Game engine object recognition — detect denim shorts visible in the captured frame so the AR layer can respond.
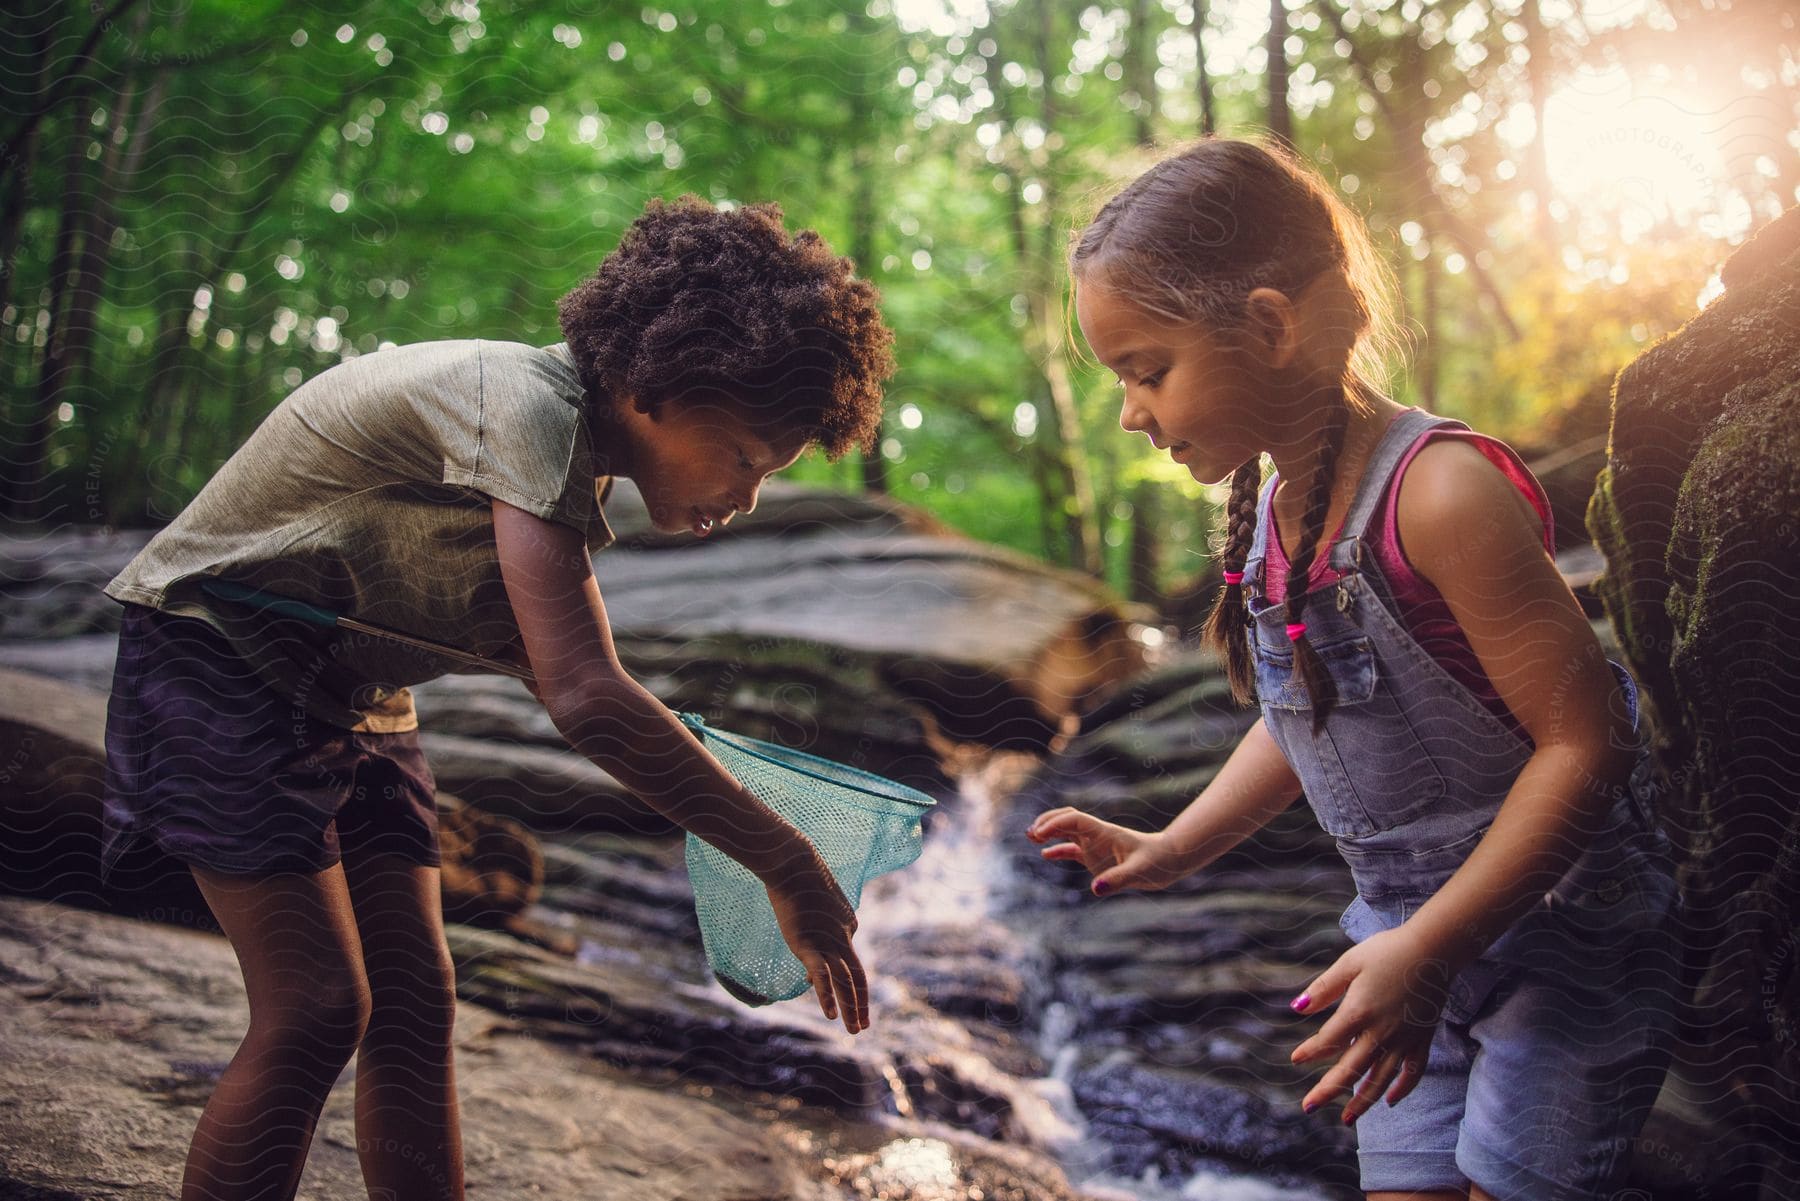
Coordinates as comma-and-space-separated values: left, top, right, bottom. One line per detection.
100, 602, 441, 882
1348, 894, 1686, 1200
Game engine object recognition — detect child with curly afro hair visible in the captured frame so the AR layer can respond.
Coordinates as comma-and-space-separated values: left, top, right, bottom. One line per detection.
100, 195, 893, 1200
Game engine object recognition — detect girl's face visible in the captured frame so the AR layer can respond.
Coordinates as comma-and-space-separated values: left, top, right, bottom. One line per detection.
1073, 276, 1283, 487
618, 396, 809, 537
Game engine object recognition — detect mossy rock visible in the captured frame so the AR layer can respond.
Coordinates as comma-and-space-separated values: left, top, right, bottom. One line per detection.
1586, 204, 1800, 1166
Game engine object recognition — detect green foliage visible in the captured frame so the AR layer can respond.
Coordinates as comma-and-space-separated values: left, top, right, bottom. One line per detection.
3, 0, 1792, 599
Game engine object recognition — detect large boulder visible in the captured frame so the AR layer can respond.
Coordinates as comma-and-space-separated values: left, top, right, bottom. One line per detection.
588, 480, 1152, 750
1, 480, 1150, 767
1587, 205, 1800, 1190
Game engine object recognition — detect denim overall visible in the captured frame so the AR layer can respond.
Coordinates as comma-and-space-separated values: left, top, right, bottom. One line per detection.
1244, 409, 1683, 1197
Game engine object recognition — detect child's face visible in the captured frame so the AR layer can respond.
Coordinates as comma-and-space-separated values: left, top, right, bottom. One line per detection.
622, 396, 809, 537
1074, 276, 1274, 487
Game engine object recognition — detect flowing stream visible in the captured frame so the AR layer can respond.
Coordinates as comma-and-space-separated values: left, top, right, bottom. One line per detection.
820, 750, 1354, 1201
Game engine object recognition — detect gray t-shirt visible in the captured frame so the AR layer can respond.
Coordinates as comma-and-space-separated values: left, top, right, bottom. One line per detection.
104, 339, 617, 733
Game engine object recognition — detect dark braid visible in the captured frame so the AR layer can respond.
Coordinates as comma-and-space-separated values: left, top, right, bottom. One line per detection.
1284, 385, 1351, 732
1203, 457, 1265, 705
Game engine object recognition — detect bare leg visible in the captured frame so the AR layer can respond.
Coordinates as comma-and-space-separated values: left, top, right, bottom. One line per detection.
183, 864, 370, 1201
342, 852, 465, 1201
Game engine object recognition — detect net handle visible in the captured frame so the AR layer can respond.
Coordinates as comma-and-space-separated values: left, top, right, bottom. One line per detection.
678, 712, 935, 810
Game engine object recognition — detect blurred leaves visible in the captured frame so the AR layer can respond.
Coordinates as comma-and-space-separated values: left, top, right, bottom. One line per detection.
2, 0, 1794, 600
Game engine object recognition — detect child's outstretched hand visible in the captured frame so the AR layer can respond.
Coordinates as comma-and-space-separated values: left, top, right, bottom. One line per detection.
763, 861, 870, 1035
1288, 925, 1452, 1123
1025, 807, 1189, 894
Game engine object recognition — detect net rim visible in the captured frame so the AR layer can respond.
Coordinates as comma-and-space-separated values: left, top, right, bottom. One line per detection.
678, 712, 937, 811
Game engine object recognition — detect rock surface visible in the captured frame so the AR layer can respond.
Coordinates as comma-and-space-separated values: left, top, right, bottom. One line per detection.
0, 480, 1151, 761
0, 896, 1103, 1201
1587, 203, 1800, 1194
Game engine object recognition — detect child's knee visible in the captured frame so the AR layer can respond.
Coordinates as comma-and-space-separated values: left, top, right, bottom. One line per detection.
249, 979, 371, 1063
366, 969, 457, 1046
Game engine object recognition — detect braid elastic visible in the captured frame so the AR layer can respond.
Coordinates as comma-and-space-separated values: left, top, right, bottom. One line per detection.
1203, 457, 1264, 705
1285, 385, 1349, 732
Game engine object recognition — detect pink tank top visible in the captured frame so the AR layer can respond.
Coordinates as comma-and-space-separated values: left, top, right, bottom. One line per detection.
1260, 416, 1554, 741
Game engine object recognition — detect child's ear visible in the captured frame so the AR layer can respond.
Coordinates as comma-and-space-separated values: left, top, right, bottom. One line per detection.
1242, 286, 1302, 370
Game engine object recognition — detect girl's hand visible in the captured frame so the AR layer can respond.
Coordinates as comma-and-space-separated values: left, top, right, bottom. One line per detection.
762, 859, 870, 1035
1025, 807, 1189, 894
1289, 925, 1452, 1123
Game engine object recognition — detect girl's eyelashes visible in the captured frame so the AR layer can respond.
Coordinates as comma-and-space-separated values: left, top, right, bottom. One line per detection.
1110, 370, 1164, 390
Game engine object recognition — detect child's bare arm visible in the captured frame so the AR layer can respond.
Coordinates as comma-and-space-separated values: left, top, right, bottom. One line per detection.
1388, 439, 1636, 973
1027, 716, 1301, 892
491, 497, 868, 1030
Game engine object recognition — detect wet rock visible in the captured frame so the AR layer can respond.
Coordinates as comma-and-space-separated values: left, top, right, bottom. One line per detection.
610, 628, 950, 790
418, 729, 670, 836
410, 672, 563, 745
1048, 891, 1348, 977
441, 920, 886, 1113
4, 894, 1107, 1201
874, 924, 1032, 1029
1070, 1059, 1356, 1190
0, 631, 119, 693
0, 528, 142, 640
534, 832, 702, 943
592, 480, 1151, 749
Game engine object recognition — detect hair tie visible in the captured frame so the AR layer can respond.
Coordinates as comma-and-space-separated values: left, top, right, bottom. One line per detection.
1285, 621, 1308, 641
1222, 570, 1245, 586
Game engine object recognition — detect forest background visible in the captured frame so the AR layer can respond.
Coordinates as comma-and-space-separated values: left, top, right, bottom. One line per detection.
4, 0, 1795, 604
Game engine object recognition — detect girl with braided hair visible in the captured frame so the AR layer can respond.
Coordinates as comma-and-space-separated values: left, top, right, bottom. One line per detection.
1026, 137, 1683, 1201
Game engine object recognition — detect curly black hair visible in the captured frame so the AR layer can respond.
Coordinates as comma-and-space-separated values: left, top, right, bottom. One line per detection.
557, 196, 896, 460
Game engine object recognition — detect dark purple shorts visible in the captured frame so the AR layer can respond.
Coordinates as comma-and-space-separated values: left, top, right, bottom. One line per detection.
100, 602, 441, 883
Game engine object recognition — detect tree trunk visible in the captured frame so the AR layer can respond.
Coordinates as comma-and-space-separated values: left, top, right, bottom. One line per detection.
977, 0, 1100, 572
1417, 247, 1438, 409
20, 4, 164, 525
0, 0, 147, 180
1028, 0, 1099, 574
0, 17, 55, 322
1266, 0, 1293, 148
1127, 0, 1159, 146
847, 34, 887, 495
1127, 480, 1161, 602
1520, 0, 1558, 242
12, 90, 101, 523
1190, 0, 1218, 136
1312, 0, 1523, 341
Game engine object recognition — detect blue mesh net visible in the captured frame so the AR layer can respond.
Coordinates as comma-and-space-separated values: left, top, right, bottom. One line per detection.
677, 712, 935, 1005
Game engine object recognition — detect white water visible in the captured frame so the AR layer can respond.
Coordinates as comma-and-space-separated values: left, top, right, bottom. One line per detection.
852, 749, 1342, 1201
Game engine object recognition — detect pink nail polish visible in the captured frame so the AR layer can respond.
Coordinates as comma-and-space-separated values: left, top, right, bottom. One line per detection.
1290, 993, 1310, 1012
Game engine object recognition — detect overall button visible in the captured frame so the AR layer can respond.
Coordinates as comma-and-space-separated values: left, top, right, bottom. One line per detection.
1597, 877, 1624, 904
